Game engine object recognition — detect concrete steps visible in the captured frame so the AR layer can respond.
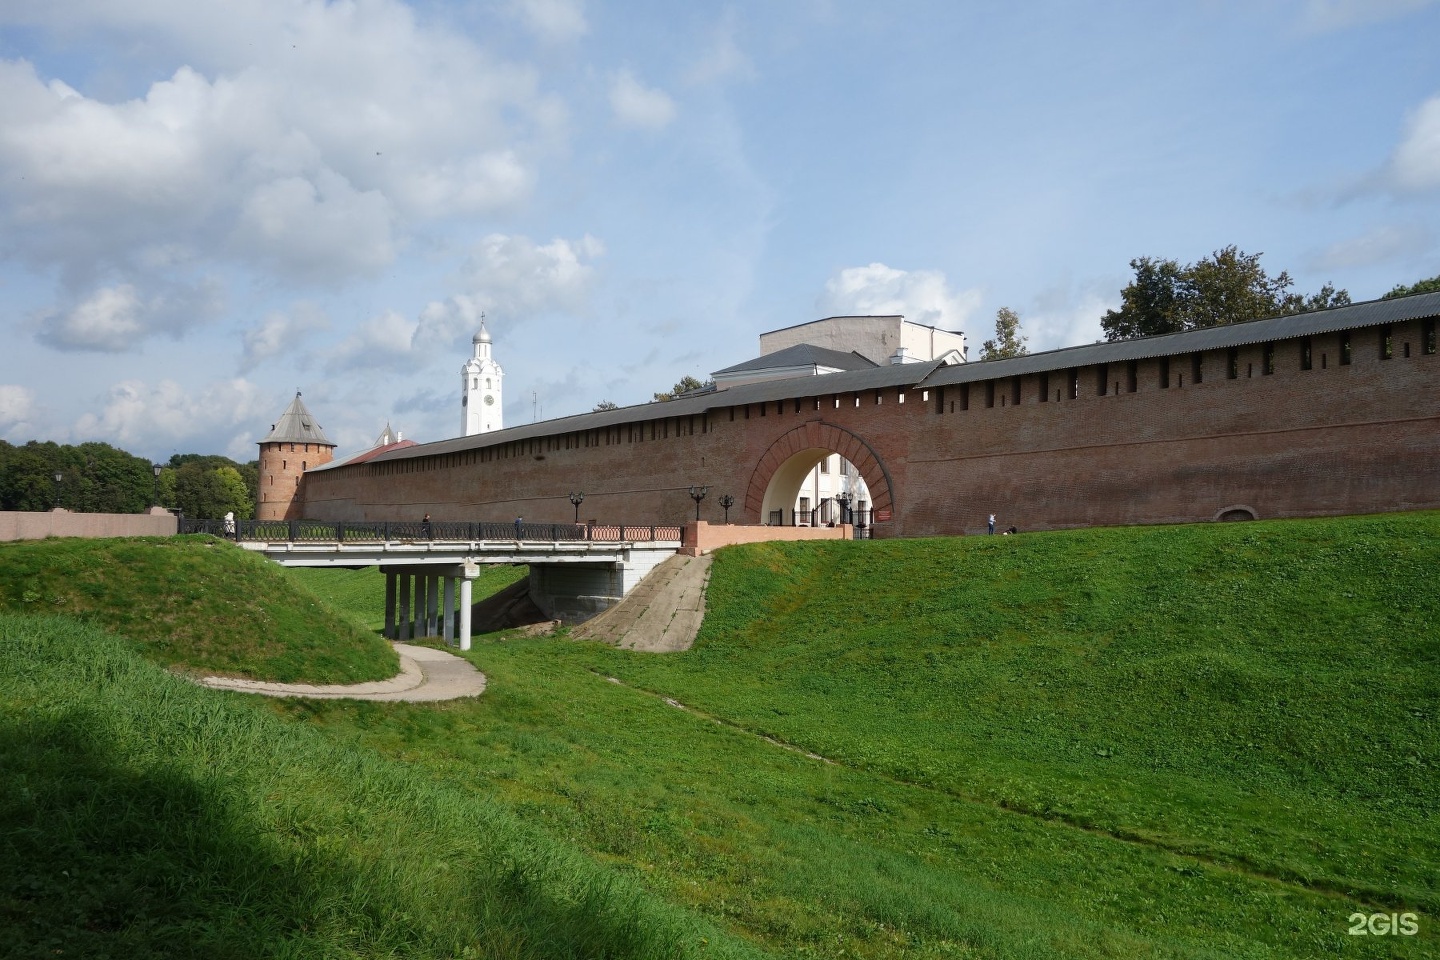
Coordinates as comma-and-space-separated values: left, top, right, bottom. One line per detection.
572, 553, 712, 652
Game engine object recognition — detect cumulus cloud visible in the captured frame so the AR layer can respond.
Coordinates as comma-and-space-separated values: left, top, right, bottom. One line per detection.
1309, 224, 1433, 271
1300, 0, 1437, 31
0, 384, 36, 435
35, 277, 225, 352
328, 310, 420, 373
1385, 94, 1440, 193
508, 0, 588, 43
686, 10, 754, 86
73, 377, 270, 459
817, 263, 981, 333
0, 0, 556, 292
609, 69, 677, 129
241, 302, 330, 371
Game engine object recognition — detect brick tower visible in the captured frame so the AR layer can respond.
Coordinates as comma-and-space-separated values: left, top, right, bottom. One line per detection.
257, 392, 335, 520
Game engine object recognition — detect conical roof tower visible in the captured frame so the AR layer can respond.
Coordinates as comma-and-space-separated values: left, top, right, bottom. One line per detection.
256, 392, 336, 521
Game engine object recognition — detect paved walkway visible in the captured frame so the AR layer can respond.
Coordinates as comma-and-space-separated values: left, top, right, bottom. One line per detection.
572, 554, 712, 651
196, 642, 486, 702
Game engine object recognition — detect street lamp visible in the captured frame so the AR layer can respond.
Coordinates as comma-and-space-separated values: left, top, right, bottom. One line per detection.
53, 472, 62, 510
568, 491, 585, 524
718, 493, 735, 524
152, 463, 163, 507
687, 485, 709, 521
836, 491, 852, 524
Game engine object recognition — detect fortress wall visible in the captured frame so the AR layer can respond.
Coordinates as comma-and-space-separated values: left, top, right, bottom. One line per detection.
301, 316, 1439, 536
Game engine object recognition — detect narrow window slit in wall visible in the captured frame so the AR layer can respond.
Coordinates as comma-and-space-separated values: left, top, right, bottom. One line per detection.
1301, 338, 1313, 371
961, 384, 970, 411
1159, 357, 1170, 389
1010, 378, 1021, 406
1068, 369, 1079, 399
1191, 353, 1204, 384
1340, 332, 1352, 365
1126, 360, 1138, 393
1424, 319, 1437, 355
984, 381, 995, 408
1227, 348, 1239, 379
1039, 372, 1049, 402
1380, 325, 1394, 360
1096, 364, 1108, 396
1263, 343, 1275, 375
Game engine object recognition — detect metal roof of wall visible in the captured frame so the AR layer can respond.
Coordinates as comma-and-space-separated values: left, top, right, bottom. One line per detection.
348, 291, 1440, 467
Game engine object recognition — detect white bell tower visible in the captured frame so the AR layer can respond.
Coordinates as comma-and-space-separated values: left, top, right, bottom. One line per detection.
461, 315, 504, 436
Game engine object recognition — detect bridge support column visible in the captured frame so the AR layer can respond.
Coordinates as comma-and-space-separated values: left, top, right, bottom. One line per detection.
458, 575, 473, 652
442, 577, 455, 645
418, 576, 431, 638
398, 574, 412, 642
384, 572, 397, 640
426, 575, 440, 637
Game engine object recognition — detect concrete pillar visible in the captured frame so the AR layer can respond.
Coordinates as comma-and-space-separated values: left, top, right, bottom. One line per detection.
398, 574, 412, 642
459, 576, 473, 652
417, 576, 430, 638
384, 572, 397, 640
426, 575, 440, 637
442, 577, 455, 645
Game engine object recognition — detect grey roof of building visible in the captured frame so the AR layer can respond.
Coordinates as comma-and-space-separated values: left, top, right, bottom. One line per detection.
364, 359, 947, 464
260, 392, 334, 446
922, 291, 1440, 389
342, 291, 1440, 469
712, 342, 879, 376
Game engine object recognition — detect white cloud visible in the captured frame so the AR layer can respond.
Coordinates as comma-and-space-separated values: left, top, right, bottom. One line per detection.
328, 310, 420, 373
1300, 0, 1437, 31
0, 384, 36, 434
686, 10, 754, 86
508, 0, 588, 43
1309, 224, 1433, 271
0, 1, 557, 289
610, 69, 677, 129
73, 377, 270, 460
1386, 94, 1440, 193
241, 302, 330, 371
35, 277, 225, 352
817, 263, 981, 332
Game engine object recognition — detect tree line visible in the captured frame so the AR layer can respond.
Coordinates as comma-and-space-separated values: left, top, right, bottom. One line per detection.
978, 252, 1437, 359
0, 441, 258, 519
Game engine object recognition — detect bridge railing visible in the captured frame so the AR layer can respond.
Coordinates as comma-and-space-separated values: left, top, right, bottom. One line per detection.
178, 518, 683, 543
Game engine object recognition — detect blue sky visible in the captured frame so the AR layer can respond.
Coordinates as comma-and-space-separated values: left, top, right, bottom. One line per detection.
0, 0, 1437, 462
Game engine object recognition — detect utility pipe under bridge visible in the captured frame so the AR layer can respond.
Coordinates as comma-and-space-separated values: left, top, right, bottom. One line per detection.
181, 518, 682, 650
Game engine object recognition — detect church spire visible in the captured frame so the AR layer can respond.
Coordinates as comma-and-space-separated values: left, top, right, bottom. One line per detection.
461, 313, 503, 437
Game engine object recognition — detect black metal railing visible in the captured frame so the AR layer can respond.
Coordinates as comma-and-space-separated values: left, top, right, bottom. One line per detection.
178, 517, 684, 543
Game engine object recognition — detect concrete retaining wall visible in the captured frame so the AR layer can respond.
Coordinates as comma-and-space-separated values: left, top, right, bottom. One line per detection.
0, 508, 178, 542
680, 520, 853, 556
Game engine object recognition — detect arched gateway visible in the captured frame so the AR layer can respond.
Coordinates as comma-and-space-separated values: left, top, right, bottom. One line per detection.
746, 422, 894, 527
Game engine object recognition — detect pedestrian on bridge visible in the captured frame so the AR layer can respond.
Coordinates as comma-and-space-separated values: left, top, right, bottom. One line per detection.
422, 513, 432, 539
514, 516, 523, 540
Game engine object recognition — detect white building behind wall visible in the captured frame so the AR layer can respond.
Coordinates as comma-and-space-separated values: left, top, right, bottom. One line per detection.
711, 315, 967, 527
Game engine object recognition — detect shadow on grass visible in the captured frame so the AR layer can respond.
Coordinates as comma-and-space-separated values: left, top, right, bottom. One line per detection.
0, 707, 686, 960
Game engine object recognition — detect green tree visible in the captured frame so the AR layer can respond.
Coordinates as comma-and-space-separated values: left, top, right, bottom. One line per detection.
979, 307, 1029, 360
652, 376, 713, 402
1382, 272, 1440, 299
1101, 246, 1349, 342
593, 400, 620, 411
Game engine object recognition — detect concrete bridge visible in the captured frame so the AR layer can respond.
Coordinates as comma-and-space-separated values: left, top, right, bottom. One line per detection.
183, 518, 681, 650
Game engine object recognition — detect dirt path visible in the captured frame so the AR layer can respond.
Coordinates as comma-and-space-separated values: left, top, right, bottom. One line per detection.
572, 554, 711, 651
196, 642, 486, 702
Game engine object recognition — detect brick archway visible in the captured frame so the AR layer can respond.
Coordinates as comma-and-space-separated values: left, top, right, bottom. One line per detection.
744, 422, 895, 522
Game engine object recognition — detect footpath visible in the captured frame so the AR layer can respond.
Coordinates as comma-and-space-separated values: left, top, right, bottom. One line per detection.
572, 554, 712, 651
197, 642, 486, 702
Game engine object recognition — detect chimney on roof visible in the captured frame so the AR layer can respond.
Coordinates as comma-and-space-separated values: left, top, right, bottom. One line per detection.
890, 346, 914, 365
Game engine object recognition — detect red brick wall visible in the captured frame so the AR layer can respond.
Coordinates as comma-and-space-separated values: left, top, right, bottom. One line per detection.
257, 440, 335, 521
300, 318, 1440, 536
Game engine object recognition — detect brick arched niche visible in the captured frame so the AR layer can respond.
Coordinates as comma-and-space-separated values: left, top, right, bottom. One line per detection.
745, 422, 895, 525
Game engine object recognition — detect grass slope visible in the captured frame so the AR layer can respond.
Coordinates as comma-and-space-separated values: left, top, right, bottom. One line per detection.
274, 513, 1437, 958
0, 536, 396, 683
0, 613, 759, 960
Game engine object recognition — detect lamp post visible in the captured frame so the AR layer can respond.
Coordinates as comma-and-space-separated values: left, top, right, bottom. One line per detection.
718, 494, 735, 524
152, 463, 163, 508
836, 491, 852, 525
687, 485, 709, 521
53, 472, 62, 510
568, 491, 585, 524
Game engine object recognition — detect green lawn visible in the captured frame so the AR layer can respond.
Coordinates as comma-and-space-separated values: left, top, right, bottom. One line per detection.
269, 512, 1438, 958
0, 536, 396, 682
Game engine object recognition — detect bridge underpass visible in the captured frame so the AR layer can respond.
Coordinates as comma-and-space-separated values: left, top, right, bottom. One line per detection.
194, 519, 683, 650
